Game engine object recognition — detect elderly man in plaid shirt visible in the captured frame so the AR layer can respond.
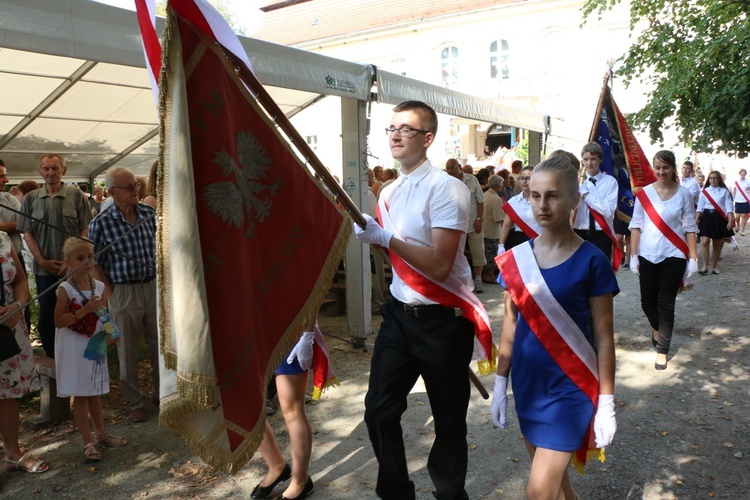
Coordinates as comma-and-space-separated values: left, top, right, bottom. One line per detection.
89, 167, 158, 423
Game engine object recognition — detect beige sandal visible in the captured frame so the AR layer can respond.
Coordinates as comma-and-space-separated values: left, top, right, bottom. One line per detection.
5, 454, 49, 473
96, 434, 127, 447
84, 442, 102, 462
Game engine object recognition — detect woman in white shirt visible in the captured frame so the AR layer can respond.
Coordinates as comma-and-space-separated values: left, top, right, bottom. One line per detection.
732, 168, 750, 235
496, 166, 542, 254
696, 171, 735, 274
629, 150, 698, 370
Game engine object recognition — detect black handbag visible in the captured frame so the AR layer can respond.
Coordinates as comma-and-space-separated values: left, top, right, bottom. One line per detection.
0, 282, 21, 362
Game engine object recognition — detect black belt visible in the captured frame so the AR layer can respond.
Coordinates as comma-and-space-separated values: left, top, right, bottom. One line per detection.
115, 275, 155, 285
393, 299, 463, 320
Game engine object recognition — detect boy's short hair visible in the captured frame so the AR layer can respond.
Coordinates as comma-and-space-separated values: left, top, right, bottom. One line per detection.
581, 142, 603, 160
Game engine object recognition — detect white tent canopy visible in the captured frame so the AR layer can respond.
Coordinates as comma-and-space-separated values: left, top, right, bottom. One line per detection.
0, 0, 547, 182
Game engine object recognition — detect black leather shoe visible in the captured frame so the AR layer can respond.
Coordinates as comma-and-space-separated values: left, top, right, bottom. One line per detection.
655, 361, 668, 371
251, 463, 292, 499
278, 476, 314, 499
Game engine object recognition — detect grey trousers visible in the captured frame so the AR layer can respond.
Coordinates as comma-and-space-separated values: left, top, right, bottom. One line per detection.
108, 280, 159, 411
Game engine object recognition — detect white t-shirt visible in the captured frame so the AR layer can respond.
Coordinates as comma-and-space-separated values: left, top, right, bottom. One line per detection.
379, 160, 470, 305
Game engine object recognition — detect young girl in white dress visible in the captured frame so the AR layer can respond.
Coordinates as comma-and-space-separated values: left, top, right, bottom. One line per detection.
54, 238, 126, 462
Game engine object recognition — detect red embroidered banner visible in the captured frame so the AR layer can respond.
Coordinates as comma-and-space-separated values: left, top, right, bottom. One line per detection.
157, 11, 349, 473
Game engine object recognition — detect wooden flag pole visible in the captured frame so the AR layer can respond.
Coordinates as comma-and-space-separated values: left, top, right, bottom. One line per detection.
222, 51, 367, 229
221, 46, 490, 399
588, 69, 612, 143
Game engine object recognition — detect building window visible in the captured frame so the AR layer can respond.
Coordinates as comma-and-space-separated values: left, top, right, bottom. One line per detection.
306, 135, 318, 152
441, 45, 459, 86
490, 39, 510, 79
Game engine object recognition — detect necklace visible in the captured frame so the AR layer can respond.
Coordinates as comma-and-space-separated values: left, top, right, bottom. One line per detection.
69, 274, 96, 305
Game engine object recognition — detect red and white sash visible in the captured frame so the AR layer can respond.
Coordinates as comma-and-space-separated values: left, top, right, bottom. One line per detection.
311, 322, 338, 400
735, 181, 750, 204
496, 242, 600, 470
377, 198, 496, 374
702, 189, 729, 221
587, 204, 623, 272
503, 196, 539, 239
635, 187, 689, 257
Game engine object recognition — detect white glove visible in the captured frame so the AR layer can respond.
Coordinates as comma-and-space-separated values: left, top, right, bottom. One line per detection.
287, 331, 314, 371
354, 214, 393, 249
496, 244, 506, 256
630, 255, 640, 275
594, 394, 616, 448
686, 258, 699, 278
489, 376, 509, 429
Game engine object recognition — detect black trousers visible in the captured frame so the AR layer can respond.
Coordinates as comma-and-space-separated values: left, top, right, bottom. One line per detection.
575, 229, 612, 260
638, 256, 686, 354
364, 300, 474, 500
36, 274, 59, 358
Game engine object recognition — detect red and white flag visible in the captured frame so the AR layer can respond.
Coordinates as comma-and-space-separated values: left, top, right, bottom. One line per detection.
149, 2, 348, 473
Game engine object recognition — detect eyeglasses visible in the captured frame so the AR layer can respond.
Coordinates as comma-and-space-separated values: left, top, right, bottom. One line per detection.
111, 183, 138, 191
385, 125, 429, 138
519, 176, 531, 181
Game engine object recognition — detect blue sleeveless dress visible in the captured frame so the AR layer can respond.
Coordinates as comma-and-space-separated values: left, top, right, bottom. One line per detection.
499, 240, 619, 451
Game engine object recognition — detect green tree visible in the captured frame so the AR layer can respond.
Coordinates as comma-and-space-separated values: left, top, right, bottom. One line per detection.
583, 0, 750, 155
156, 0, 247, 35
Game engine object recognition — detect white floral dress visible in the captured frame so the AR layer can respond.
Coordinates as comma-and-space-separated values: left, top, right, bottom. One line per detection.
0, 232, 39, 399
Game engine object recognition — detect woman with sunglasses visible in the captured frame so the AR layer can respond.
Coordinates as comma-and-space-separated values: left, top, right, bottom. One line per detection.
696, 171, 735, 275
496, 166, 542, 255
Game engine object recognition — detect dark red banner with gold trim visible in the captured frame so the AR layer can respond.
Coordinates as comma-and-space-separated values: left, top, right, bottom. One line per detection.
157, 11, 349, 473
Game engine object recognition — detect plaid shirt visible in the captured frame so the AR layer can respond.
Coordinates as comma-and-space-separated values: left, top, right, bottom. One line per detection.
88, 203, 156, 283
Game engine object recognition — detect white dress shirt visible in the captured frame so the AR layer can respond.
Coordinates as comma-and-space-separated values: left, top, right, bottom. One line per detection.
680, 176, 700, 207
733, 178, 750, 205
697, 185, 734, 215
505, 192, 542, 234
629, 185, 697, 264
573, 171, 618, 231
379, 160, 471, 305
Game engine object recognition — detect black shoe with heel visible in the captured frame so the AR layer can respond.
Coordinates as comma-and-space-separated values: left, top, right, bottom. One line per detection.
251, 463, 292, 499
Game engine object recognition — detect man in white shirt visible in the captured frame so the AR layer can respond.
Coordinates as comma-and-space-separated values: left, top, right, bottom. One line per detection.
680, 160, 700, 207
572, 143, 618, 260
354, 101, 475, 500
446, 158, 485, 293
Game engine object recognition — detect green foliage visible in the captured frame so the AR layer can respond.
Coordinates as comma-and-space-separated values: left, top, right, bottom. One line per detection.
156, 0, 248, 35
583, 0, 750, 156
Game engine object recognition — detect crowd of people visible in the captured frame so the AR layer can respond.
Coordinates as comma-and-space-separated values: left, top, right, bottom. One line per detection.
0, 156, 159, 473
1, 100, 748, 499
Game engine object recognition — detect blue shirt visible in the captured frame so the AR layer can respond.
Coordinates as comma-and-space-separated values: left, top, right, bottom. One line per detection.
88, 203, 156, 283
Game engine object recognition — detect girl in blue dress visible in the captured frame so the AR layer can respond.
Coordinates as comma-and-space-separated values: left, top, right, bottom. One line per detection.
491, 155, 619, 499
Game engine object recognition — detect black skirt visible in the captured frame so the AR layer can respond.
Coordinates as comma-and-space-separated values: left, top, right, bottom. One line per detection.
698, 210, 734, 239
